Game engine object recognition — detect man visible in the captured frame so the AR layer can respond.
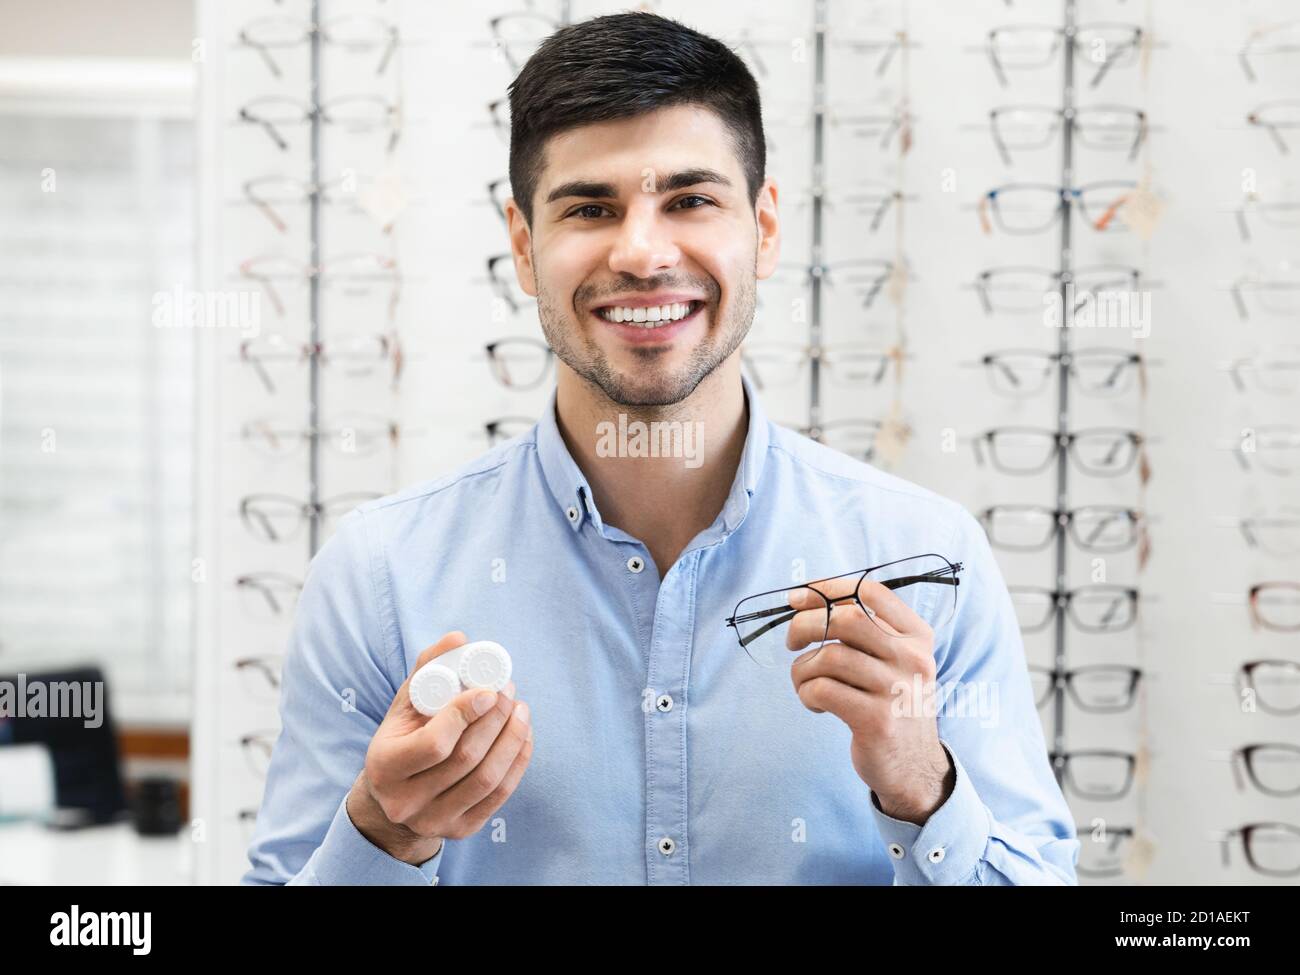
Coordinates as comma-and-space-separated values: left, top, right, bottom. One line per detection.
244, 11, 1079, 885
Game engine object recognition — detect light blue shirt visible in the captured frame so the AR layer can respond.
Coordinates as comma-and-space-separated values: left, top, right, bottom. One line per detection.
243, 375, 1079, 885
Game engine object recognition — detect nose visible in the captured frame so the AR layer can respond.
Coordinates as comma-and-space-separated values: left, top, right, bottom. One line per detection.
606, 198, 681, 278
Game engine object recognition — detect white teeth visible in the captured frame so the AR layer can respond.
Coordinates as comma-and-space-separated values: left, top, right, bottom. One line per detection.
598, 301, 696, 326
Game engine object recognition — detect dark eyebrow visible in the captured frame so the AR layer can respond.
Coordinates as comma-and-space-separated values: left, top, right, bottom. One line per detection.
544, 168, 733, 205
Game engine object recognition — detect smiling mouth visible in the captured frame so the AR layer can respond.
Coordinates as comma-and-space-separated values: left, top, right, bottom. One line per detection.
593, 299, 704, 328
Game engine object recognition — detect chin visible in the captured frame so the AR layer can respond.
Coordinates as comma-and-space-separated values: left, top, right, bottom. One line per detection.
598, 368, 705, 408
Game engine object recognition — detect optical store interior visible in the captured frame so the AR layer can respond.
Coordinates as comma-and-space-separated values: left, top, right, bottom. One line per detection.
0, 0, 1298, 887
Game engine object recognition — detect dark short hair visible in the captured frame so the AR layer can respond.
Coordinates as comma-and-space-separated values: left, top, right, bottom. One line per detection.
506, 11, 766, 226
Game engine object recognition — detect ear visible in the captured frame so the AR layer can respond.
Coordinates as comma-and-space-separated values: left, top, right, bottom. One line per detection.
754, 177, 780, 281
505, 197, 537, 297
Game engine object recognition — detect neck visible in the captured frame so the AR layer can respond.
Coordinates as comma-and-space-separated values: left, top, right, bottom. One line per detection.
554, 360, 749, 578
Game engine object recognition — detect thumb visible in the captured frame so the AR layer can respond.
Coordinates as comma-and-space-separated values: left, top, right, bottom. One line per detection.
409, 685, 503, 753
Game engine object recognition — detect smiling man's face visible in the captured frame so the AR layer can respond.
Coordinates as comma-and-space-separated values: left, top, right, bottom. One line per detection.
505, 103, 779, 407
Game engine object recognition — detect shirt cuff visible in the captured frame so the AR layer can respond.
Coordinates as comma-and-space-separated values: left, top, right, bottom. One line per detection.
868, 739, 990, 885
296, 794, 446, 886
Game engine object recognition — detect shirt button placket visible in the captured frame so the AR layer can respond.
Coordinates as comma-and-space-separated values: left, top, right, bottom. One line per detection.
642, 551, 693, 885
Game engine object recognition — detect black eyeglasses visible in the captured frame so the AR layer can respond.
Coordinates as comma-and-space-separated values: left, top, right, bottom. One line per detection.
1010, 585, 1140, 634
724, 555, 963, 667
802, 416, 912, 465
485, 337, 553, 390
237, 14, 398, 79
1076, 824, 1136, 878
1230, 424, 1300, 474
1250, 582, 1300, 632
1230, 264, 1300, 319
488, 10, 560, 74
1235, 191, 1300, 241
1238, 509, 1300, 556
240, 415, 400, 459
827, 30, 910, 78
242, 174, 387, 234
973, 348, 1147, 399
235, 573, 303, 622
1235, 660, 1300, 716
1231, 744, 1300, 797
973, 427, 1149, 479
485, 416, 536, 447
973, 264, 1141, 315
486, 254, 534, 317
985, 23, 1143, 89
239, 332, 402, 394
1226, 352, 1300, 394
1247, 100, 1300, 154
239, 492, 382, 543
989, 104, 1147, 165
1239, 20, 1300, 82
1219, 822, 1300, 877
237, 94, 401, 153
1029, 665, 1143, 713
1051, 749, 1137, 801
790, 181, 914, 235
233, 654, 284, 705
237, 252, 400, 319
741, 343, 902, 392
487, 178, 512, 224
979, 181, 1137, 235
239, 730, 278, 778
980, 504, 1147, 554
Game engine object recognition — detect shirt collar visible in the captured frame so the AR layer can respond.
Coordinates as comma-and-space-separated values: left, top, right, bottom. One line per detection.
535, 371, 771, 538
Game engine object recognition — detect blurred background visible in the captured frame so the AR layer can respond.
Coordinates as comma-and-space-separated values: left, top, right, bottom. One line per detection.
0, 0, 1296, 885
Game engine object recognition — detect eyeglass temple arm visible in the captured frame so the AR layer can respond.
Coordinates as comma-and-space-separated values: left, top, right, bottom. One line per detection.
883, 566, 963, 590
728, 565, 963, 631
986, 39, 1008, 87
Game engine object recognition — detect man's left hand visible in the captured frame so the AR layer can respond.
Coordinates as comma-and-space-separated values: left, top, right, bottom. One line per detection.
786, 577, 955, 825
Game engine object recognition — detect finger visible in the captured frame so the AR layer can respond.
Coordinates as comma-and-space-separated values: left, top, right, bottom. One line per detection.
856, 579, 927, 636
784, 599, 896, 659
377, 684, 504, 779
785, 580, 874, 650
783, 601, 833, 652
432, 699, 532, 820
790, 639, 893, 695
821, 602, 907, 662
458, 731, 534, 830
790, 575, 927, 638
790, 576, 858, 604
795, 673, 875, 727
404, 684, 519, 787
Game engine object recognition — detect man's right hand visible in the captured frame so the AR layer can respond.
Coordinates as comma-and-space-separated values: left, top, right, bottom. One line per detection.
346, 631, 534, 865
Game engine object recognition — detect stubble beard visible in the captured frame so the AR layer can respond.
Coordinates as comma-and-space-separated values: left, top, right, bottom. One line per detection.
534, 256, 756, 409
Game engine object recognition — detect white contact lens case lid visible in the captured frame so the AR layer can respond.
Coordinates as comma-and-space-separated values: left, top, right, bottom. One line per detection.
456, 641, 512, 692
408, 662, 460, 717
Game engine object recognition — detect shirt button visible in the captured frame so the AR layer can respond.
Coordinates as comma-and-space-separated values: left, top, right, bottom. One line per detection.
626, 556, 645, 573
655, 694, 673, 712
658, 836, 676, 856
566, 505, 579, 523
887, 842, 906, 860
928, 847, 946, 863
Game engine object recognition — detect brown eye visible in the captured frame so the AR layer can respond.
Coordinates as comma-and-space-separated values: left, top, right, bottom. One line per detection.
673, 195, 714, 210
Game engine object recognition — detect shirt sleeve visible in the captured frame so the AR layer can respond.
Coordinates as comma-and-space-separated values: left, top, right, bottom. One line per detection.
241, 509, 445, 886
866, 507, 1080, 885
